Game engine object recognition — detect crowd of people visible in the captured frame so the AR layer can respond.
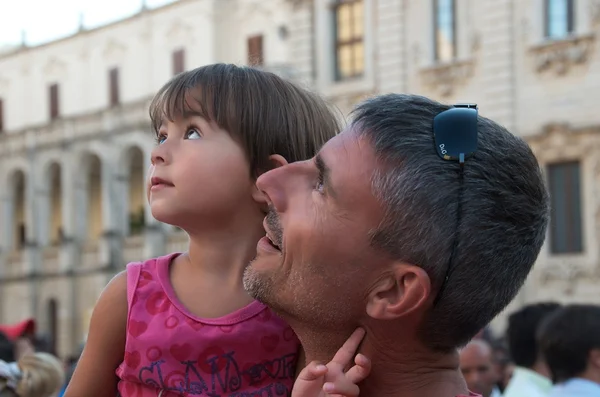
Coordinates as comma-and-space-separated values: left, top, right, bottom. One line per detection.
1, 63, 599, 396
460, 303, 600, 397
0, 320, 65, 397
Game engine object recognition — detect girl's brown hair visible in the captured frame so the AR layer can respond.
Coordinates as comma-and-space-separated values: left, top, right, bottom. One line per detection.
149, 64, 342, 177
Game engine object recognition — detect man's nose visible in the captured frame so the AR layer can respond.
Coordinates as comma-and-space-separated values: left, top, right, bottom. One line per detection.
466, 372, 482, 388
256, 160, 309, 213
256, 165, 287, 213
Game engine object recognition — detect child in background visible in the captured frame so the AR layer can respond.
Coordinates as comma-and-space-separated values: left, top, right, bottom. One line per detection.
65, 64, 369, 397
0, 352, 65, 397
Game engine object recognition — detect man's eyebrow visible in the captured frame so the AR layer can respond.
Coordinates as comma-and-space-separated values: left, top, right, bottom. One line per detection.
315, 153, 337, 198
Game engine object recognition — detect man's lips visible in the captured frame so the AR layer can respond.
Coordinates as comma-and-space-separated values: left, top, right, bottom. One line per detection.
262, 219, 281, 250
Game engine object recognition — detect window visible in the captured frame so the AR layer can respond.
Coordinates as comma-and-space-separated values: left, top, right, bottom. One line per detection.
333, 0, 364, 81
247, 35, 264, 66
433, 0, 456, 62
544, 0, 574, 39
0, 98, 4, 133
47, 299, 58, 355
548, 161, 583, 254
18, 223, 26, 248
49, 83, 59, 120
109, 68, 120, 107
172, 49, 185, 76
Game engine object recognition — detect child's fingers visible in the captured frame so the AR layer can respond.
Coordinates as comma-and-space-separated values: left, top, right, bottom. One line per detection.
329, 328, 366, 367
344, 353, 371, 384
297, 361, 328, 382
323, 381, 359, 397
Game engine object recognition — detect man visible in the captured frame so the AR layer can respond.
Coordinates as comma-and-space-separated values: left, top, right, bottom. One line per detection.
491, 339, 514, 393
539, 304, 600, 396
503, 303, 561, 397
244, 94, 549, 396
0, 332, 14, 362
460, 340, 502, 397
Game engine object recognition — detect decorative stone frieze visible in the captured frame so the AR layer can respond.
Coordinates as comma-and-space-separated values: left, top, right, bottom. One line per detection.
530, 34, 595, 75
419, 59, 475, 97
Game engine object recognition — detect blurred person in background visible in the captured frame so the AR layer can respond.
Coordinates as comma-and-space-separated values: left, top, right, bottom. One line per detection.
0, 334, 14, 363
58, 347, 83, 397
0, 352, 64, 397
538, 304, 600, 396
503, 302, 561, 397
459, 339, 502, 397
491, 338, 514, 393
0, 320, 35, 361
473, 327, 494, 343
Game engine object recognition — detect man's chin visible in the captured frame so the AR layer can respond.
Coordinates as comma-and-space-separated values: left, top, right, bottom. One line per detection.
243, 262, 269, 299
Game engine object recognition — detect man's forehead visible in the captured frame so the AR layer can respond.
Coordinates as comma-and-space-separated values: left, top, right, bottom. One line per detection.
320, 127, 374, 168
319, 128, 378, 201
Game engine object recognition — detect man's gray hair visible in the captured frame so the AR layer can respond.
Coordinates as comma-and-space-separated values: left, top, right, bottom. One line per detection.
351, 94, 549, 352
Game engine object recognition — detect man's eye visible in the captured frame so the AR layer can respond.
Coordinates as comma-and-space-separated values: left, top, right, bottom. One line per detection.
315, 177, 324, 194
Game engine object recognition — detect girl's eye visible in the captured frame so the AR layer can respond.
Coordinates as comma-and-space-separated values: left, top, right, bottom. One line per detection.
185, 128, 201, 140
156, 134, 167, 145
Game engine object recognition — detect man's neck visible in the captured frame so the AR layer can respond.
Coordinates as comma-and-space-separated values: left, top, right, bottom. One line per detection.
530, 360, 551, 380
574, 368, 600, 386
295, 324, 469, 397
359, 337, 468, 397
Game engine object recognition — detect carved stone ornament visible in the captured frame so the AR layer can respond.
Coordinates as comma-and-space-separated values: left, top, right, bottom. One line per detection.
419, 59, 475, 97
102, 38, 127, 61
530, 34, 595, 75
166, 19, 194, 42
590, 0, 600, 27
43, 57, 67, 79
539, 262, 586, 295
233, 0, 275, 22
285, 0, 309, 7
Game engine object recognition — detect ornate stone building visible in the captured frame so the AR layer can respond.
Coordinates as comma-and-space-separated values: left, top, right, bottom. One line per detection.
0, 0, 295, 357
1, 0, 599, 357
289, 0, 600, 333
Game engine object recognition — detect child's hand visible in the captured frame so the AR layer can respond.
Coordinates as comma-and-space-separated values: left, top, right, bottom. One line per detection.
291, 328, 371, 397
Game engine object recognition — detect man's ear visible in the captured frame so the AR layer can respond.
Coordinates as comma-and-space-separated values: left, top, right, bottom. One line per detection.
252, 155, 289, 207
365, 264, 431, 320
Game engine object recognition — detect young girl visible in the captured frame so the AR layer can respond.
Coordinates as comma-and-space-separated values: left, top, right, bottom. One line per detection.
65, 64, 369, 397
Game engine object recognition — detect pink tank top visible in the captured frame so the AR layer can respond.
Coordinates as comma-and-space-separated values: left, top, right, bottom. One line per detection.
116, 253, 301, 397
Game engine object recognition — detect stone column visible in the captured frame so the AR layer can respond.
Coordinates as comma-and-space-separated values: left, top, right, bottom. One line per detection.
0, 193, 12, 322
99, 156, 124, 276
0, 193, 13, 256
23, 154, 43, 318
59, 152, 82, 355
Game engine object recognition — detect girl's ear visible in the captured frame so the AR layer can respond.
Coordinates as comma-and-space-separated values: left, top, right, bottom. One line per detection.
252, 155, 289, 209
267, 154, 288, 170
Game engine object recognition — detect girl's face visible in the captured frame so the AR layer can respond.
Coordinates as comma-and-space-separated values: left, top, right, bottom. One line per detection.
147, 111, 257, 233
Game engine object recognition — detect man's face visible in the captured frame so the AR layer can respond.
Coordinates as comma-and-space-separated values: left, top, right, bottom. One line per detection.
243, 127, 387, 329
459, 342, 498, 397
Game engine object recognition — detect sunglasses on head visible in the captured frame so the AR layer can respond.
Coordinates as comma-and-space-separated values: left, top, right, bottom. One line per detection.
432, 103, 478, 306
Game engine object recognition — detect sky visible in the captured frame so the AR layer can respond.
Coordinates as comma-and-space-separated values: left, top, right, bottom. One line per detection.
0, 0, 177, 48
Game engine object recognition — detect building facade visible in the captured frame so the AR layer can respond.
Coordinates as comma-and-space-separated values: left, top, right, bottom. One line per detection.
0, 0, 295, 357
0, 0, 599, 357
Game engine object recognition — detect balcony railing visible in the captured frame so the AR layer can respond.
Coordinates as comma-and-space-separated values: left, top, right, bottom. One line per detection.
0, 97, 152, 156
